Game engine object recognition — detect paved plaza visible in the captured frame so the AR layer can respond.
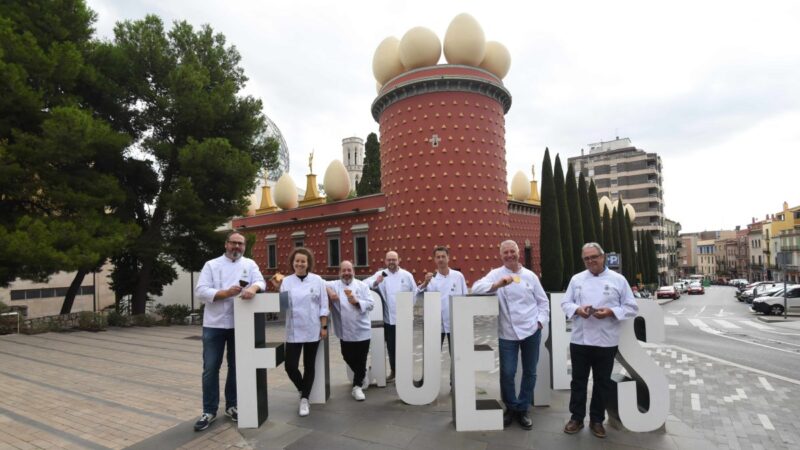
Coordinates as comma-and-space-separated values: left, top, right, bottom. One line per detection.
0, 312, 796, 449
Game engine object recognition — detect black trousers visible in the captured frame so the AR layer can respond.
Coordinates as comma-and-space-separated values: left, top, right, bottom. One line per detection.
569, 343, 618, 423
284, 341, 320, 399
341, 339, 370, 387
384, 323, 396, 372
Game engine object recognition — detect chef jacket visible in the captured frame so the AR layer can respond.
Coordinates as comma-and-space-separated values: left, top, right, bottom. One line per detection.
561, 268, 638, 347
364, 268, 416, 325
195, 254, 266, 329
417, 269, 468, 333
472, 266, 550, 341
325, 278, 374, 341
280, 273, 330, 343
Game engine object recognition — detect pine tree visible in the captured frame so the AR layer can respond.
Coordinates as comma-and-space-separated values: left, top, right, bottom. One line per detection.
578, 172, 595, 244
540, 148, 563, 291
356, 132, 381, 195
602, 205, 613, 252
553, 155, 573, 285
588, 180, 603, 246
565, 164, 584, 274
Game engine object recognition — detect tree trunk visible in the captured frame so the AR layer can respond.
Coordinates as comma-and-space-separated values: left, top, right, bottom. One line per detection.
60, 269, 88, 315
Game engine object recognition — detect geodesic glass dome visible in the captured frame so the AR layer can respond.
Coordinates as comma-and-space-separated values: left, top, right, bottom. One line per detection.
262, 115, 290, 181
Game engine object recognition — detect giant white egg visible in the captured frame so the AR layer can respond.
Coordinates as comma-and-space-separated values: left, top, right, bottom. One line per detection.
323, 159, 351, 201
372, 36, 405, 85
624, 203, 636, 221
510, 170, 530, 201
443, 13, 486, 66
479, 40, 511, 79
399, 26, 441, 70
273, 173, 298, 210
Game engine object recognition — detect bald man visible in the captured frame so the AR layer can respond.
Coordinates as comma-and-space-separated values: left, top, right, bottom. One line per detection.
365, 251, 416, 382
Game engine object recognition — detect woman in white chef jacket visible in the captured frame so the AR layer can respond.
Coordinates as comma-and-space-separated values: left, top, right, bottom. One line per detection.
280, 247, 329, 417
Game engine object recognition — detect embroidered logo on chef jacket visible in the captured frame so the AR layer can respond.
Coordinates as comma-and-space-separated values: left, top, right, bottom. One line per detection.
603, 284, 611, 296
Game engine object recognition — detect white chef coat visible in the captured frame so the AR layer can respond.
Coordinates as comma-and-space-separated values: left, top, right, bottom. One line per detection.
325, 278, 374, 342
561, 268, 638, 347
472, 266, 550, 341
364, 268, 416, 325
280, 273, 330, 343
195, 255, 266, 329
417, 269, 468, 333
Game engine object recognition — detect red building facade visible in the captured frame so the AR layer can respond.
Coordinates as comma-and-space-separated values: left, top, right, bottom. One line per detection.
234, 65, 540, 285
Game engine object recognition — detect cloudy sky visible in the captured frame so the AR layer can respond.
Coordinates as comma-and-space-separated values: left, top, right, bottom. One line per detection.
87, 0, 800, 233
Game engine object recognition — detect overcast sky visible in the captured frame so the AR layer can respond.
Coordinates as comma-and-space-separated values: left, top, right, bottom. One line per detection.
87, 0, 800, 233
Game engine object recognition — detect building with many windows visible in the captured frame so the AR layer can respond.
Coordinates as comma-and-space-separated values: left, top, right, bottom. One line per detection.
568, 137, 668, 283
697, 239, 716, 279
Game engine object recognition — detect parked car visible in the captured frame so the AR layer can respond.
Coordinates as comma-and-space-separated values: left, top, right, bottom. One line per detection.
688, 282, 705, 295
657, 286, 680, 299
751, 285, 800, 315
741, 282, 780, 304
673, 282, 688, 293
737, 281, 776, 301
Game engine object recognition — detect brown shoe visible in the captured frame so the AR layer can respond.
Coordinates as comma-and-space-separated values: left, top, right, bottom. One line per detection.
563, 419, 584, 434
589, 421, 606, 438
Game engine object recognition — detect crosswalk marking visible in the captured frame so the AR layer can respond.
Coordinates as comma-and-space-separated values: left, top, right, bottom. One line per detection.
712, 319, 740, 329
739, 320, 772, 330
758, 376, 774, 391
758, 414, 775, 430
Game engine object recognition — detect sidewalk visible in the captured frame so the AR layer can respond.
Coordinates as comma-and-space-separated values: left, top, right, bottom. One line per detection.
0, 322, 721, 450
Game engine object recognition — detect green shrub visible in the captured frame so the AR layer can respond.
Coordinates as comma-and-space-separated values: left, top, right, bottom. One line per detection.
0, 300, 9, 313
156, 304, 191, 325
21, 320, 50, 335
131, 313, 158, 327
77, 311, 107, 332
106, 310, 130, 327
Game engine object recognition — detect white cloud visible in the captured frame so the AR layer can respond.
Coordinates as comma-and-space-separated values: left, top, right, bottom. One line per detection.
86, 0, 800, 230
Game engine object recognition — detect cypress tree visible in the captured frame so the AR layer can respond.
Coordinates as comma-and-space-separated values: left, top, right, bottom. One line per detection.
565, 164, 584, 274
578, 172, 595, 244
611, 203, 621, 253
540, 149, 563, 291
622, 210, 635, 285
641, 230, 651, 284
635, 230, 644, 285
602, 205, 613, 252
647, 232, 660, 285
553, 155, 573, 285
356, 132, 381, 196
588, 180, 603, 246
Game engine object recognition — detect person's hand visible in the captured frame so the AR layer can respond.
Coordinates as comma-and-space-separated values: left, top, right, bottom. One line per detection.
493, 275, 513, 290
348, 296, 359, 306
374, 274, 384, 286
327, 287, 339, 302
424, 272, 434, 285
320, 327, 328, 339
592, 307, 614, 319
240, 286, 258, 300
226, 285, 243, 298
269, 273, 284, 289
575, 305, 592, 318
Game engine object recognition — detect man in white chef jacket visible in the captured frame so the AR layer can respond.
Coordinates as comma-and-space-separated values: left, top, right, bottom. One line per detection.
325, 260, 374, 401
365, 251, 416, 383
417, 246, 468, 352
472, 240, 549, 430
193, 231, 266, 431
561, 242, 638, 439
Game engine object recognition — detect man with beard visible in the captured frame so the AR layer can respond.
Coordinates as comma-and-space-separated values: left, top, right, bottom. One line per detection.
365, 251, 416, 382
472, 240, 549, 430
193, 231, 266, 431
325, 260, 374, 401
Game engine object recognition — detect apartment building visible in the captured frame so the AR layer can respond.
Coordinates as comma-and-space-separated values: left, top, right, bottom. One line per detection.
569, 137, 668, 282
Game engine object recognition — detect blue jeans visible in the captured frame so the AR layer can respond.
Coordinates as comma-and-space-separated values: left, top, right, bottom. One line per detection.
499, 329, 542, 412
202, 327, 236, 414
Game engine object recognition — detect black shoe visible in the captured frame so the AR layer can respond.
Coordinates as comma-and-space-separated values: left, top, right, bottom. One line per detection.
193, 412, 216, 431
225, 406, 238, 422
517, 410, 533, 430
503, 409, 514, 428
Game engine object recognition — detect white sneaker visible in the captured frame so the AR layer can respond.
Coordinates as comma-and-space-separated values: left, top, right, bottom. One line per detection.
299, 398, 310, 417
351, 386, 366, 401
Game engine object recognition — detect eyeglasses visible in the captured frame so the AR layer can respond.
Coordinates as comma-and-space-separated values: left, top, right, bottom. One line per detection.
227, 241, 246, 246
583, 254, 602, 262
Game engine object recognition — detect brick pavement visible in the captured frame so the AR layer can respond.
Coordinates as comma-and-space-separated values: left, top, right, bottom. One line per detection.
0, 317, 762, 450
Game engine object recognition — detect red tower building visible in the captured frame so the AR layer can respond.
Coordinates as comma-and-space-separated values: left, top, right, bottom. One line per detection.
370, 65, 513, 279
234, 66, 539, 284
